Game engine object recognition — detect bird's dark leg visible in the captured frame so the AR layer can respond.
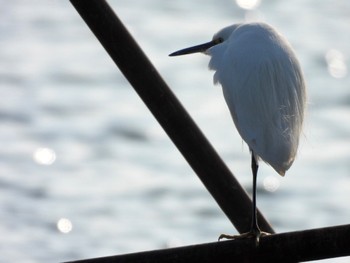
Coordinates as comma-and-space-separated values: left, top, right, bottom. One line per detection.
218, 153, 269, 245
250, 153, 261, 241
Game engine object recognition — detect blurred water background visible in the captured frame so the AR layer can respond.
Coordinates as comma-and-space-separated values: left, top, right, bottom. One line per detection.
0, 0, 350, 262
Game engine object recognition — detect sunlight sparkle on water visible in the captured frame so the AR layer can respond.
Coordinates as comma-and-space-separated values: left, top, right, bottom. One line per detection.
235, 0, 261, 10
325, 49, 347, 78
33, 147, 56, 165
57, 218, 73, 234
263, 175, 280, 192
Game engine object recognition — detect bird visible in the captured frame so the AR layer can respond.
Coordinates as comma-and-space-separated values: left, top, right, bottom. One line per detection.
170, 22, 306, 243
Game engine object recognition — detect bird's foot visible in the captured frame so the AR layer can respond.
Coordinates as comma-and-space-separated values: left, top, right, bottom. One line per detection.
218, 230, 270, 246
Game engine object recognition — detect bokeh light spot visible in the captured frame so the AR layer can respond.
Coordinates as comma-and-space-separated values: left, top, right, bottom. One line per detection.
33, 147, 56, 165
325, 49, 347, 78
236, 0, 261, 10
57, 218, 73, 234
263, 175, 280, 192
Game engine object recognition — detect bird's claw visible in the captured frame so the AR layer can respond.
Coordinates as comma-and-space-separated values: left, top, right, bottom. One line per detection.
218, 231, 270, 246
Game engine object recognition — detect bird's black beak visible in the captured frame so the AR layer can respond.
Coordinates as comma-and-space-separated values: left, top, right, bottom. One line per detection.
169, 38, 222, 56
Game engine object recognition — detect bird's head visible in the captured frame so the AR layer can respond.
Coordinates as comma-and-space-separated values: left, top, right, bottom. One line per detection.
169, 24, 240, 57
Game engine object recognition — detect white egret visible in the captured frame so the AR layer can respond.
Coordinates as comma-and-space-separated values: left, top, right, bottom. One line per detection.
170, 22, 306, 242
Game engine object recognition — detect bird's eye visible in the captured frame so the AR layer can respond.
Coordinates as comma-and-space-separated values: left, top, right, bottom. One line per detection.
215, 37, 224, 44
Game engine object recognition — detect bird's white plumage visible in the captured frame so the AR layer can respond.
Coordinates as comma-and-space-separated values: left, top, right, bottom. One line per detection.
207, 23, 306, 175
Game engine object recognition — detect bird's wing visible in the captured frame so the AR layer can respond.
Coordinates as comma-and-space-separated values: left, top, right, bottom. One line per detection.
209, 38, 305, 175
